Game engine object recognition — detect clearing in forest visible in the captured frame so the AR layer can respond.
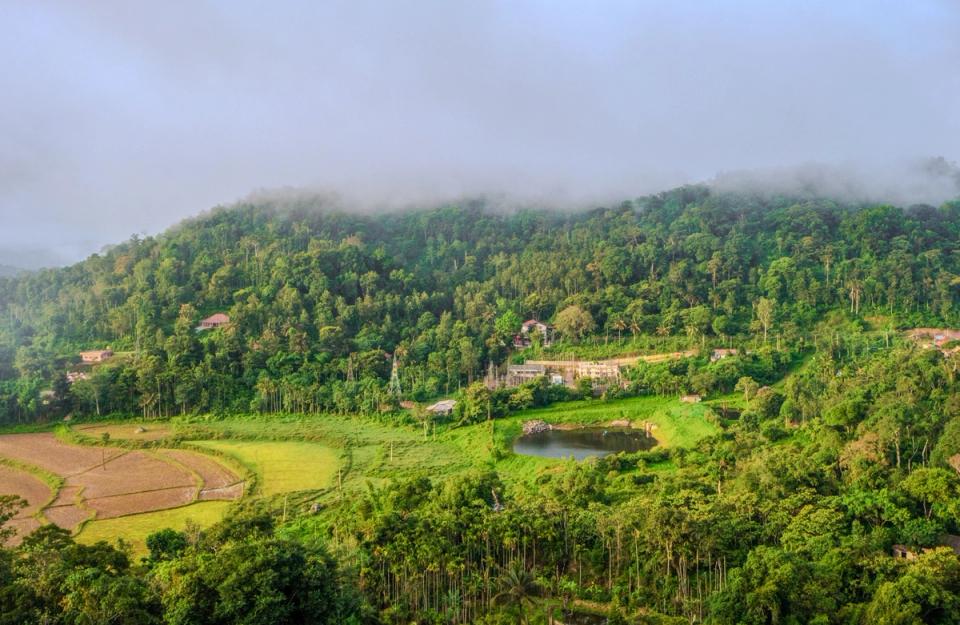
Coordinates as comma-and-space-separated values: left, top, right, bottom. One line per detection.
191, 440, 338, 496
526, 350, 697, 369
184, 414, 473, 493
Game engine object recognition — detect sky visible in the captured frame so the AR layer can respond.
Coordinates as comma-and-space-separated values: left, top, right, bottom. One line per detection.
1, 1, 958, 268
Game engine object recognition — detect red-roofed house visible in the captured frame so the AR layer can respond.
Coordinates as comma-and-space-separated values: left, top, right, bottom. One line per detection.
513, 319, 554, 348
197, 313, 230, 331
79, 349, 113, 363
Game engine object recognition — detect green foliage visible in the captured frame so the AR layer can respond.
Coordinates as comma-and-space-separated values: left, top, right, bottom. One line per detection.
554, 305, 596, 341
145, 528, 188, 562
3, 189, 960, 423
3, 188, 960, 623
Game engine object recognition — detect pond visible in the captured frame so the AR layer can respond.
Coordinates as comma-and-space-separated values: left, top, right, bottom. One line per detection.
512, 427, 656, 460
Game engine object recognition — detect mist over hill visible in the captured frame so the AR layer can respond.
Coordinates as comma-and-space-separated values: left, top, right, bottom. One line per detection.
5, 3, 960, 623
0, 265, 22, 279
2, 183, 960, 421
4, 2, 958, 267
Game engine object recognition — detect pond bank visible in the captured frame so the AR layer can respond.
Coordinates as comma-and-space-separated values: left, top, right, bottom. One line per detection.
513, 425, 657, 460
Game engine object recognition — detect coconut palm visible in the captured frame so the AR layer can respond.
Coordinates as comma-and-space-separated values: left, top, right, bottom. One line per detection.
491, 561, 538, 624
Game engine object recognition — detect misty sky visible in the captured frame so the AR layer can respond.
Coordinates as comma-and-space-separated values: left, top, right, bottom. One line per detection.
2, 1, 959, 267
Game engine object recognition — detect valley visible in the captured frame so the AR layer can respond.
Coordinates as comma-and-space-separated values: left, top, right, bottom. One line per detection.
0, 392, 719, 554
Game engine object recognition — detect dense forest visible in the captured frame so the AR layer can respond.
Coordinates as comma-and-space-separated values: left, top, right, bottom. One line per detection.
4, 187, 960, 624
2, 186, 960, 421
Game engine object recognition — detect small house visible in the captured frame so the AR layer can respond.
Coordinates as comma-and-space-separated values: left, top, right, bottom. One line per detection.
892, 544, 917, 560
680, 394, 702, 403
80, 349, 113, 363
710, 348, 738, 362
907, 328, 960, 352
197, 313, 230, 330
66, 371, 89, 384
506, 364, 546, 387
513, 319, 554, 348
891, 535, 960, 560
940, 534, 960, 556
426, 399, 457, 416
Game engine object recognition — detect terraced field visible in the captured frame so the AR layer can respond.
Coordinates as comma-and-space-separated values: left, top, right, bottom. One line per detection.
1, 401, 719, 551
0, 433, 125, 475
0, 463, 50, 541
190, 440, 338, 496
157, 449, 245, 500
0, 432, 243, 544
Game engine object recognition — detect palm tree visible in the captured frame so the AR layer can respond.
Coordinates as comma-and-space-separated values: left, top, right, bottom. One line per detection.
491, 562, 538, 624
612, 316, 627, 345
655, 322, 671, 347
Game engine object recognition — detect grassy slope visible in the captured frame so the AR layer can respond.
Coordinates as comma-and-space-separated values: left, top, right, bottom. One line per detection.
436, 395, 720, 483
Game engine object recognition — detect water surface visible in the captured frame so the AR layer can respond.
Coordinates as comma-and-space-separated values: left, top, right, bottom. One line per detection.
513, 427, 655, 460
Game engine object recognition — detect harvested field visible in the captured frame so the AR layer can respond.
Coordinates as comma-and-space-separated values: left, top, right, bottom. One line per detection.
7, 517, 40, 541
75, 423, 174, 442
87, 486, 196, 519
44, 504, 92, 530
0, 433, 245, 532
157, 449, 240, 490
0, 433, 124, 475
54, 451, 196, 520
50, 483, 83, 507
70, 452, 196, 500
0, 464, 50, 542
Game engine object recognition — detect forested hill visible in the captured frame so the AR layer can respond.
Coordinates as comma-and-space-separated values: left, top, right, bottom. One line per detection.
2, 186, 960, 421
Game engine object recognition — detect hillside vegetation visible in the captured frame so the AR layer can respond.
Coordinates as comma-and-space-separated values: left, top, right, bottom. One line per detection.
3, 187, 960, 421
2, 188, 960, 624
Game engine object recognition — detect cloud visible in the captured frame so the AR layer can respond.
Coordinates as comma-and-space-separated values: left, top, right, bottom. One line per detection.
711, 157, 960, 207
0, 1, 958, 266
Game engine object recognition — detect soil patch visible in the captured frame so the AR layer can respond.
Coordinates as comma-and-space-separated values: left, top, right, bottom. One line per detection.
68, 451, 195, 500
86, 486, 196, 519
44, 504, 92, 530
157, 449, 241, 490
0, 464, 50, 543
0, 433, 124, 475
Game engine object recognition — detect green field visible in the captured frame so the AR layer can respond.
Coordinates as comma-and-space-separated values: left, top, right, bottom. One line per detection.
191, 440, 339, 496
8, 396, 721, 552
180, 414, 475, 497
77, 501, 232, 555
